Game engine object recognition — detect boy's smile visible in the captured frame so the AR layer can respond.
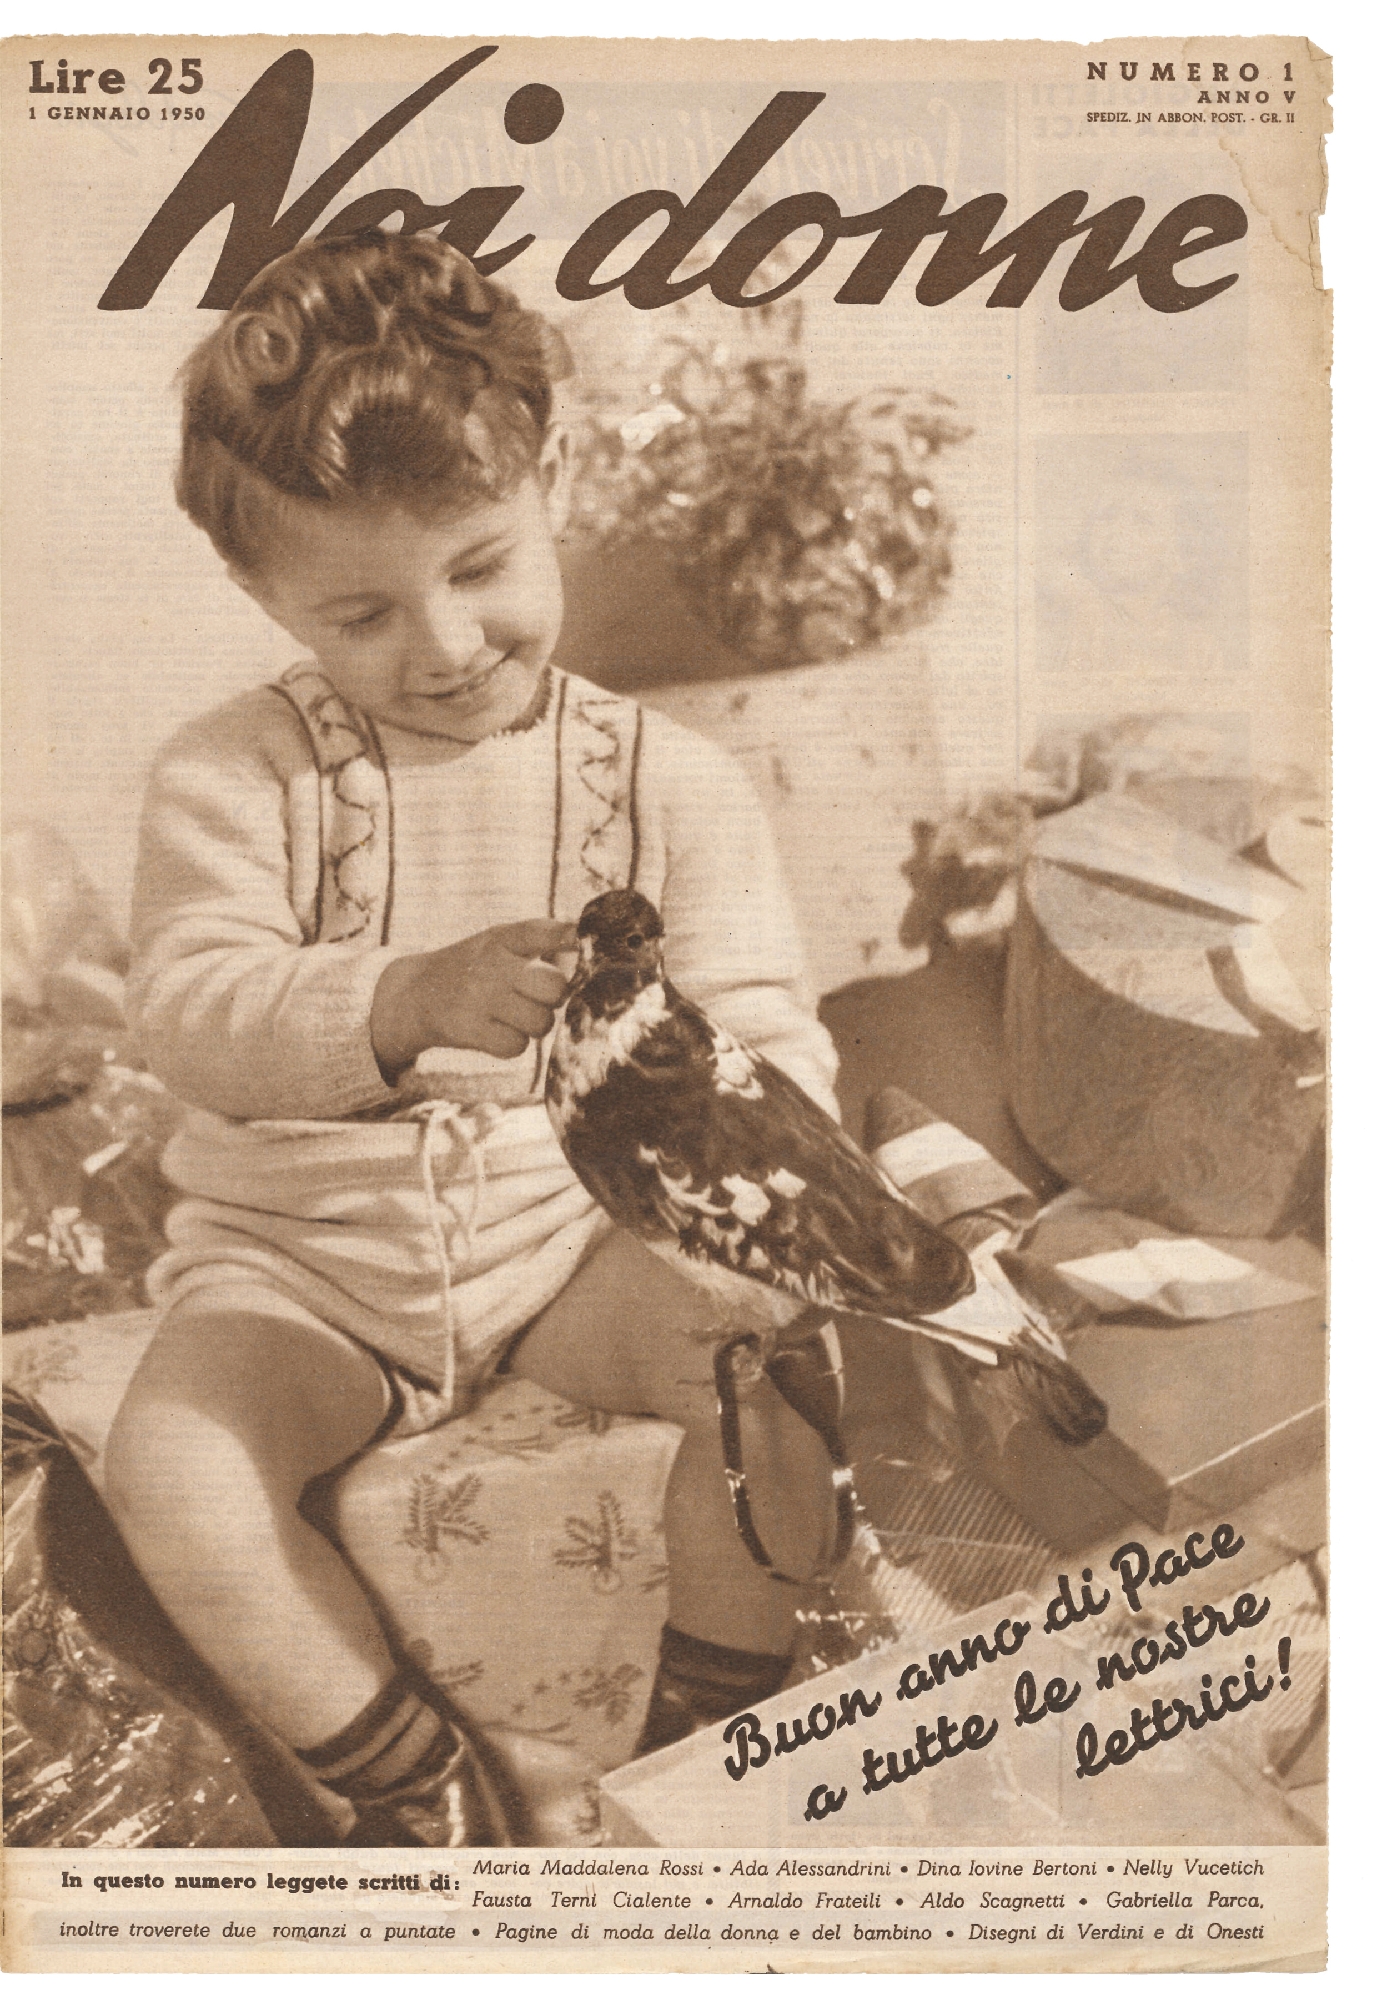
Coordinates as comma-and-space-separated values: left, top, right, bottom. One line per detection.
243, 435, 570, 743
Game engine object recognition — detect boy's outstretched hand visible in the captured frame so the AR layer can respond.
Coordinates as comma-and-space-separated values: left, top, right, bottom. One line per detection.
370, 918, 577, 1077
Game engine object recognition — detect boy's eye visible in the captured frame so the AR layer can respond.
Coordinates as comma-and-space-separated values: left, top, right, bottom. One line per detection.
340, 607, 388, 633
451, 559, 501, 586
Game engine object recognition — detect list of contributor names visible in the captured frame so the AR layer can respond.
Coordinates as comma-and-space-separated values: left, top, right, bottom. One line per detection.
9, 1846, 1323, 1970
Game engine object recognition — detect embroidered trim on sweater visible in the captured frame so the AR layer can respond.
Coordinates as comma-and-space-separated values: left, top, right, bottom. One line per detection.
549, 679, 643, 919
273, 664, 644, 967
271, 665, 395, 948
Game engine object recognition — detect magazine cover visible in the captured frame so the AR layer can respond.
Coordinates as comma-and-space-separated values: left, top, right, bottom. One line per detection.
1, 28, 1330, 1973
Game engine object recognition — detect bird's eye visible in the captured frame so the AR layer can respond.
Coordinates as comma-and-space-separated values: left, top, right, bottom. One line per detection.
625, 932, 644, 950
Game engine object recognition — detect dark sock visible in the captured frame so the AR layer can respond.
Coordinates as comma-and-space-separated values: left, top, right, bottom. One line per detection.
635, 1625, 791, 1757
298, 1670, 519, 1847
296, 1671, 447, 1804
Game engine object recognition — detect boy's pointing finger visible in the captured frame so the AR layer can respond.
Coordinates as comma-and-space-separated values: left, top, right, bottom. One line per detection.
495, 918, 580, 960
515, 960, 568, 1007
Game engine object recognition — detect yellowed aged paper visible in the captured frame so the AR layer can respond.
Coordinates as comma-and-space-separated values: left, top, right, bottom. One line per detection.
1, 31, 1329, 1973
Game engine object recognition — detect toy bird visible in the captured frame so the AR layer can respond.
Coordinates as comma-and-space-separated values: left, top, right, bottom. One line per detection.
546, 889, 1106, 1446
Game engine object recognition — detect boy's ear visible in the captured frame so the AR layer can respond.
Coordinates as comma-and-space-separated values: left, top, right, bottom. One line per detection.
538, 424, 573, 536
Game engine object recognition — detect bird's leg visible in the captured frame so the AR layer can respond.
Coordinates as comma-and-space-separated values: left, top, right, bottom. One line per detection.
636, 1346, 840, 1757
722, 1328, 766, 1387
712, 1312, 858, 1589
504, 1231, 836, 1739
663, 1336, 834, 1635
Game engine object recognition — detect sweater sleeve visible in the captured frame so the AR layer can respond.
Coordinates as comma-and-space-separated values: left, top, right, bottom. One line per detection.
126, 693, 405, 1120
644, 712, 841, 1119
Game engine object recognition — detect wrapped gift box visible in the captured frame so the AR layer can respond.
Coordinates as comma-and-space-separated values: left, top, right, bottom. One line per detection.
602, 1592, 1079, 1848
600, 1587, 1314, 1849
1005, 794, 1324, 1239
952, 1229, 1325, 1552
4, 1310, 680, 1821
318, 1386, 677, 1775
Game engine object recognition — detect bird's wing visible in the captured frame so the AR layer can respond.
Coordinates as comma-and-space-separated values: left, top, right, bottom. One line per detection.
555, 984, 974, 1322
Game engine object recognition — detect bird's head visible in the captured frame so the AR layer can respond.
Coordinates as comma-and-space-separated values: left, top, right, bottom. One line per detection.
575, 889, 666, 985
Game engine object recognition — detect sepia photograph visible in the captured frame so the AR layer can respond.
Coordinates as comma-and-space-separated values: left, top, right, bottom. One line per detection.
1, 23, 1332, 1972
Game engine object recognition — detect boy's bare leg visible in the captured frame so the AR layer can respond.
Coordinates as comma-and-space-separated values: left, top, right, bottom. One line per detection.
508, 1231, 835, 1655
104, 1294, 395, 1748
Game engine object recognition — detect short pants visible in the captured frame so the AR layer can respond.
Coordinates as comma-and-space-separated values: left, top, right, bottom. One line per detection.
146, 1097, 613, 1436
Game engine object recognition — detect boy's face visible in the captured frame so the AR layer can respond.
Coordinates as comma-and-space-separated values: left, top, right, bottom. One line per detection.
243, 432, 571, 742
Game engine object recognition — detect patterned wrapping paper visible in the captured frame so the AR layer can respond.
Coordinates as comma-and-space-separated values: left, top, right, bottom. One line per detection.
324, 1379, 679, 1778
4, 1312, 680, 1844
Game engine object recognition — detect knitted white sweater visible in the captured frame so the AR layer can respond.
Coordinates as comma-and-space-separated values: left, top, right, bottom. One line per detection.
128, 669, 840, 1126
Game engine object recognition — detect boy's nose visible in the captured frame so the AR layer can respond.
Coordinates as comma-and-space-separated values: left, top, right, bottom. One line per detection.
402, 598, 486, 687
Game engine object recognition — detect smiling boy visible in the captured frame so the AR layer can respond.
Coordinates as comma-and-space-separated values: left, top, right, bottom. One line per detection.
110, 231, 841, 1845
